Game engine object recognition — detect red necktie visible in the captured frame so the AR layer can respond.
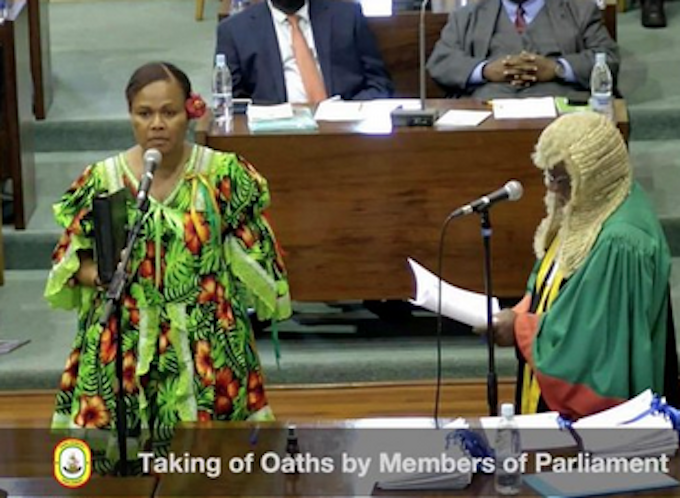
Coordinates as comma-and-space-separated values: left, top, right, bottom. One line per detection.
515, 4, 527, 34
288, 15, 328, 104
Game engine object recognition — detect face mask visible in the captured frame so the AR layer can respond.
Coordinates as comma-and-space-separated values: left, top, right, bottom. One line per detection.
272, 0, 305, 14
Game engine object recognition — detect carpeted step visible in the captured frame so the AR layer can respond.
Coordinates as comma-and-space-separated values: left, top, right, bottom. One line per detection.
2, 259, 680, 391
0, 270, 518, 391
34, 120, 206, 153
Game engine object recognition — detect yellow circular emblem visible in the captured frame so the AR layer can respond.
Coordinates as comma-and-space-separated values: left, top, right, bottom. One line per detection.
53, 438, 92, 488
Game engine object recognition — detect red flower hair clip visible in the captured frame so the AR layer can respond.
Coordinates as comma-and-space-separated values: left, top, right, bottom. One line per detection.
185, 93, 207, 119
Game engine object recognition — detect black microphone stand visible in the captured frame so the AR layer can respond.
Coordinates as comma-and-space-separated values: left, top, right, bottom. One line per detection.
99, 197, 151, 477
480, 209, 498, 416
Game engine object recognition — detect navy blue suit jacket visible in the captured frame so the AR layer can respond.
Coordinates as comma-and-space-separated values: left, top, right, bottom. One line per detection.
215, 0, 394, 103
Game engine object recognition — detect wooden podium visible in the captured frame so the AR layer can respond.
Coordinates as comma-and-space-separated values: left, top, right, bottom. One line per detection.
0, 0, 36, 229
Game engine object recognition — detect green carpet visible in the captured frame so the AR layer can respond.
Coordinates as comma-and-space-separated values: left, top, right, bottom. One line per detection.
0, 271, 519, 390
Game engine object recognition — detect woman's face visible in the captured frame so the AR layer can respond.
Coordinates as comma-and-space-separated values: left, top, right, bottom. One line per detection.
129, 79, 188, 160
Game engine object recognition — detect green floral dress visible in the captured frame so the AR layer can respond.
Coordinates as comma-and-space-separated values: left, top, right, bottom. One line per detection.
45, 145, 291, 473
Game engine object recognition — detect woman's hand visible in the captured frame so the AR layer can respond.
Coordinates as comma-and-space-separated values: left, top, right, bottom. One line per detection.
73, 251, 102, 288
472, 308, 517, 347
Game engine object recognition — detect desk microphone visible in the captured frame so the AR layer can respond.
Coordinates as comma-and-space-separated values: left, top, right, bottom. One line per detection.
136, 148, 162, 210
391, 0, 440, 127
450, 180, 524, 218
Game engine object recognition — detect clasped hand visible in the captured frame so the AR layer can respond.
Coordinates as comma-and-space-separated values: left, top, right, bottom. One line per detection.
483, 51, 558, 88
472, 308, 516, 347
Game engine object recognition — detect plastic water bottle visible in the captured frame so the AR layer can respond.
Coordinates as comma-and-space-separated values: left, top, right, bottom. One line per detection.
212, 53, 233, 132
495, 403, 522, 495
589, 52, 614, 121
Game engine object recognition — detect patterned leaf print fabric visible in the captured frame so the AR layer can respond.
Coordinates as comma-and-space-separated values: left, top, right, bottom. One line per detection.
45, 145, 291, 473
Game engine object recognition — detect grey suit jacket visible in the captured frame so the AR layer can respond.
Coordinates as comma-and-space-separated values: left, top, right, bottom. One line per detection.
426, 0, 619, 96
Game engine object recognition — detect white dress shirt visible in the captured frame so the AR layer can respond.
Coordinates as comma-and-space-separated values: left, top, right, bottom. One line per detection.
267, 0, 324, 103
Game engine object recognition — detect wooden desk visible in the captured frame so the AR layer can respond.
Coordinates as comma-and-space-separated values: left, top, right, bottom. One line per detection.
197, 100, 629, 302
0, 477, 156, 497
155, 419, 680, 497
0, 0, 37, 229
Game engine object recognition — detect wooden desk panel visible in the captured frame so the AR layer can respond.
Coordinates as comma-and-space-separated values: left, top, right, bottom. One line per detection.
0, 477, 156, 497
0, 0, 37, 229
199, 100, 628, 302
28, 0, 53, 120
155, 419, 680, 497
367, 13, 448, 98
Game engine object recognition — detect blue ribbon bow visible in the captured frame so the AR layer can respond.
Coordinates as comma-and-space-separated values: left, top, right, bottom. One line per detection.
446, 429, 495, 465
557, 414, 584, 451
620, 395, 680, 430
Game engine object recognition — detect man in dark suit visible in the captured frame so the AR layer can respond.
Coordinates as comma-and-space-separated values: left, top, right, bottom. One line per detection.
426, 0, 619, 100
215, 0, 394, 104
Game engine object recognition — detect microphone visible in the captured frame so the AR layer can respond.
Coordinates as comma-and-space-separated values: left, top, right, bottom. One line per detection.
450, 180, 523, 218
390, 0, 440, 127
136, 148, 161, 210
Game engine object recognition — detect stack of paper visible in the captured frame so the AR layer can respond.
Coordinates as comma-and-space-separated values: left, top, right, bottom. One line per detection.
477, 389, 680, 457
408, 258, 499, 328
247, 103, 318, 132
573, 389, 679, 457
374, 439, 473, 491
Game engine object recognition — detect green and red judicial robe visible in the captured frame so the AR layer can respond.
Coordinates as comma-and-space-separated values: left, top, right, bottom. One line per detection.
514, 184, 679, 419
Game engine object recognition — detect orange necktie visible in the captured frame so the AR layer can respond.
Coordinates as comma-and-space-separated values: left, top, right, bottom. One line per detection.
288, 15, 328, 104
515, 4, 527, 34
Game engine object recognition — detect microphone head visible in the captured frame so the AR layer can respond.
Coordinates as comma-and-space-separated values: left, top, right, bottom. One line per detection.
505, 180, 524, 201
143, 148, 162, 172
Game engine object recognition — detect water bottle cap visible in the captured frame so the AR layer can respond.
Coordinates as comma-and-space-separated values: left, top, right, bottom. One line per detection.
216, 53, 226, 66
596, 52, 607, 64
501, 403, 515, 418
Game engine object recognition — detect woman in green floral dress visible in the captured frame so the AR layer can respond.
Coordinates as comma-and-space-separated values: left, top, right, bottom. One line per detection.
45, 62, 291, 473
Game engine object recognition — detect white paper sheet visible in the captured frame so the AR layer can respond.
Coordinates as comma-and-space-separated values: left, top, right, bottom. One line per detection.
247, 102, 294, 121
573, 389, 657, 429
314, 100, 364, 121
492, 97, 557, 119
408, 258, 499, 328
362, 98, 423, 114
435, 109, 491, 128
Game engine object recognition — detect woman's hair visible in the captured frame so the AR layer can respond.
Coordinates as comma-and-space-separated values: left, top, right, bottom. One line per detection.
125, 62, 192, 109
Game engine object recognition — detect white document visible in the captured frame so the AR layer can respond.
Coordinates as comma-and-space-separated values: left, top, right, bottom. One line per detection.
435, 109, 491, 128
350, 417, 440, 429
362, 98, 423, 114
492, 97, 557, 119
247, 103, 294, 121
573, 389, 679, 457
314, 100, 364, 121
480, 412, 577, 451
443, 417, 471, 430
408, 258, 499, 328
573, 389, 657, 429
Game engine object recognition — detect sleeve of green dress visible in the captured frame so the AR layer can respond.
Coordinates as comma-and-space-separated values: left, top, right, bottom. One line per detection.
516, 228, 670, 418
217, 154, 292, 322
44, 164, 103, 310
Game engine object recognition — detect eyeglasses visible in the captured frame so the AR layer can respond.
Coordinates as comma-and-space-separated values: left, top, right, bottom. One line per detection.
543, 170, 570, 186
